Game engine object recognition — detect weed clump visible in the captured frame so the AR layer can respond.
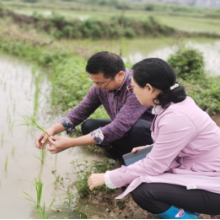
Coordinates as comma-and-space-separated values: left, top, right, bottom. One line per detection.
168, 47, 205, 80
168, 47, 220, 115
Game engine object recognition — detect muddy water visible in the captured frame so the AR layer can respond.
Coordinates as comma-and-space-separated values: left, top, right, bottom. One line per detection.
0, 55, 101, 219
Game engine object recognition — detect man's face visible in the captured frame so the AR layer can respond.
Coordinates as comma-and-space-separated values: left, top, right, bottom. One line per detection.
89, 72, 118, 91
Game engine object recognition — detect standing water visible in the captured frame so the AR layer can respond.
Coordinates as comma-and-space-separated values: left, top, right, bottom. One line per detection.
124, 40, 220, 76
0, 55, 101, 218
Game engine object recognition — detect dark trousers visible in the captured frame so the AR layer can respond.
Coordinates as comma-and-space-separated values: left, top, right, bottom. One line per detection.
131, 183, 220, 215
81, 119, 152, 159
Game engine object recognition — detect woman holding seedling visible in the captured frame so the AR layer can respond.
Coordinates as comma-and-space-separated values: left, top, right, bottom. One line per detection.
88, 58, 220, 219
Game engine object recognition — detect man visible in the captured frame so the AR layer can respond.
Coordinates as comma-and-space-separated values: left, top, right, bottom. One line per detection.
35, 51, 154, 159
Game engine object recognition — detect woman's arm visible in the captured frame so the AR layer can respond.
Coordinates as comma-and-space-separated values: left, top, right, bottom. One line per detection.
107, 112, 197, 188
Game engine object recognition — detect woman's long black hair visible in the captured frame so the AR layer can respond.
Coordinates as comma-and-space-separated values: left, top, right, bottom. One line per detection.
132, 58, 186, 108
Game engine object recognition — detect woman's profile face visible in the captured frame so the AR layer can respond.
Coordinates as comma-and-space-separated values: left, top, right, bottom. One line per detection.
131, 77, 151, 106
131, 76, 161, 106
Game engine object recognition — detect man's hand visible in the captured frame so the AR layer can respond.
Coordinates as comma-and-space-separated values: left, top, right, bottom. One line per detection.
47, 136, 74, 154
88, 173, 105, 191
35, 129, 54, 149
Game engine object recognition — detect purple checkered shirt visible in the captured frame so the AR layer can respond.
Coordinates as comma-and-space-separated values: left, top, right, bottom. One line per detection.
59, 68, 154, 144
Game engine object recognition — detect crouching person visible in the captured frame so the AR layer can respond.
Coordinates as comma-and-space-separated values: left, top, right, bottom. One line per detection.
88, 58, 220, 219
35, 51, 154, 160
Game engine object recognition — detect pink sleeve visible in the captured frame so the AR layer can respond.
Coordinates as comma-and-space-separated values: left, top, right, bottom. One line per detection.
108, 112, 197, 188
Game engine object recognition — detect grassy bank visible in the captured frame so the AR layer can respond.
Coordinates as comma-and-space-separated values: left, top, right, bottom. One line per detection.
0, 7, 177, 40
2, 0, 220, 35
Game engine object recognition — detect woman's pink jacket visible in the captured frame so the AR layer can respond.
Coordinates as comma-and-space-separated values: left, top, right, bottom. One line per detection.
107, 97, 220, 199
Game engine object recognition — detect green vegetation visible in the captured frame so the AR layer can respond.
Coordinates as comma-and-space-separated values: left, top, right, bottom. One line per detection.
21, 115, 49, 136
168, 47, 220, 115
4, 156, 8, 171
0, 7, 176, 40
52, 159, 121, 210
23, 178, 43, 207
23, 178, 55, 218
11, 145, 16, 155
37, 200, 55, 219
168, 47, 205, 80
2, 0, 220, 36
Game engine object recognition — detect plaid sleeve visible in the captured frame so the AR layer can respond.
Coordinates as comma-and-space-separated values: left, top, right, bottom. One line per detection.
59, 86, 101, 134
100, 94, 151, 144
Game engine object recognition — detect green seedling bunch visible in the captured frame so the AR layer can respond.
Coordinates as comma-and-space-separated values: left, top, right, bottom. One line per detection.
37, 199, 55, 219
23, 178, 55, 218
21, 116, 48, 164
23, 178, 43, 208
21, 115, 49, 136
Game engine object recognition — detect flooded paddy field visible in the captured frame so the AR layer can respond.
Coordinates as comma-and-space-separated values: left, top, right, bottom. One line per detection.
0, 55, 101, 219
0, 35, 220, 218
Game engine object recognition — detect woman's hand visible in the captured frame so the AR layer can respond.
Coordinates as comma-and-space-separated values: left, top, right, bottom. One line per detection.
88, 173, 105, 190
131, 145, 151, 153
47, 136, 74, 154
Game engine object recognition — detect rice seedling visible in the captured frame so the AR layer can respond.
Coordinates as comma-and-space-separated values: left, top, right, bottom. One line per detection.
23, 178, 43, 208
34, 75, 40, 117
37, 198, 55, 219
1, 133, 4, 147
5, 156, 8, 171
21, 115, 49, 136
12, 145, 17, 155
28, 149, 46, 164
35, 178, 43, 207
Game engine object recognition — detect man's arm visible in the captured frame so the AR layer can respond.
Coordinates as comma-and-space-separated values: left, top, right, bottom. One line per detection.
46, 93, 151, 153
59, 85, 102, 134
35, 86, 101, 149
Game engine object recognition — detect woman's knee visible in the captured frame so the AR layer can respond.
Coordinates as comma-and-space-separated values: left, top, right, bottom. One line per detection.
131, 183, 149, 205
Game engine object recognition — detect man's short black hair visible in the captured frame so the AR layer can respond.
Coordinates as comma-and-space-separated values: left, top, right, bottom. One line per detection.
86, 51, 125, 78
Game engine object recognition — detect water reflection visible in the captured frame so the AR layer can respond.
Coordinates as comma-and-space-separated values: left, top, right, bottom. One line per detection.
124, 41, 220, 76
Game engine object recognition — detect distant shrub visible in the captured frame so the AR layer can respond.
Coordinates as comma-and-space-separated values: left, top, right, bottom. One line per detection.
145, 4, 155, 11
124, 27, 135, 38
168, 48, 205, 80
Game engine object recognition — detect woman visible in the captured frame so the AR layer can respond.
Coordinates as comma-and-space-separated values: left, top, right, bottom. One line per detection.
87, 58, 220, 219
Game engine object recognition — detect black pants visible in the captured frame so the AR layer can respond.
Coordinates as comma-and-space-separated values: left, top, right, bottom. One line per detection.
81, 119, 152, 159
131, 183, 220, 215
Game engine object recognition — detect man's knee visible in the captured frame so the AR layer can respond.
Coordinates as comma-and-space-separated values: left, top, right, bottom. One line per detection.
129, 120, 153, 145
81, 119, 111, 135
81, 119, 95, 135
130, 119, 151, 134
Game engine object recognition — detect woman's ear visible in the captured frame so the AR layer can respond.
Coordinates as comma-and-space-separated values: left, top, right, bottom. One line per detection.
145, 83, 153, 92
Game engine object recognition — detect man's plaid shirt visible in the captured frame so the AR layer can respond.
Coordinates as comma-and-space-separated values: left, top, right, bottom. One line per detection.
59, 68, 154, 144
